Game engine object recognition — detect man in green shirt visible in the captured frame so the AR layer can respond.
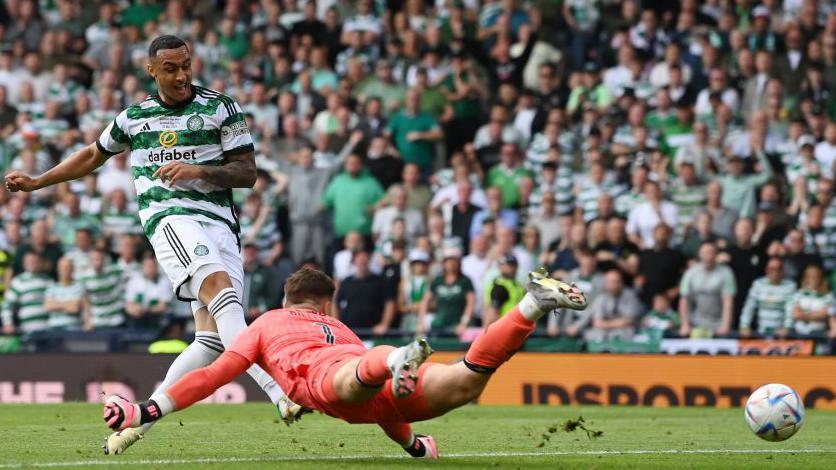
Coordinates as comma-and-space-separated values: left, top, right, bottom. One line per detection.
353, 61, 407, 116
422, 248, 475, 335
385, 89, 444, 173
717, 147, 774, 218
322, 153, 385, 239
486, 143, 535, 208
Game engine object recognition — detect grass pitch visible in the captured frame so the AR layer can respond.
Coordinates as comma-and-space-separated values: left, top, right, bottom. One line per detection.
0, 404, 834, 469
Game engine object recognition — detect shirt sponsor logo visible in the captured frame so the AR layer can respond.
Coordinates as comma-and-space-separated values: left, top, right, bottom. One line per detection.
221, 120, 249, 139
147, 148, 197, 163
159, 130, 178, 148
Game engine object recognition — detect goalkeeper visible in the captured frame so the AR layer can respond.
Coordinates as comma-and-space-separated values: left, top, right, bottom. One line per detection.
103, 267, 587, 459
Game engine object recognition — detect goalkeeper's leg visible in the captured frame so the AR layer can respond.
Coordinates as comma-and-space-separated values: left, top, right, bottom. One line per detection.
407, 270, 588, 417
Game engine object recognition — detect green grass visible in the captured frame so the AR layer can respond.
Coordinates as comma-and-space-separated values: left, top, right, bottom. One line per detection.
0, 404, 834, 469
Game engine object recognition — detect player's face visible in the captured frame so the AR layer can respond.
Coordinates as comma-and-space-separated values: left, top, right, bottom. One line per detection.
147, 46, 193, 103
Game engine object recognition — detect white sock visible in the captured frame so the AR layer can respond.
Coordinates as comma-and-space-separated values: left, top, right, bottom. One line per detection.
140, 331, 223, 434
208, 288, 284, 404
518, 293, 545, 322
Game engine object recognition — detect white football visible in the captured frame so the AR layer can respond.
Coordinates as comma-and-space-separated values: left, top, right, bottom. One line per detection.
744, 383, 805, 442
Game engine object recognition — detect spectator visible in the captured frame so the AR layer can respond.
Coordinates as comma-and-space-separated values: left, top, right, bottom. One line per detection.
241, 243, 277, 321
240, 193, 281, 265
81, 249, 125, 330
636, 224, 685, 306
703, 180, 739, 242
419, 247, 475, 335
335, 248, 395, 335
786, 264, 835, 338
469, 186, 519, 240
399, 163, 433, 211
13, 219, 62, 277
626, 180, 678, 250
372, 184, 425, 244
124, 255, 172, 330
740, 257, 796, 338
485, 143, 534, 208
322, 153, 385, 245
285, 143, 331, 265
484, 254, 524, 326
445, 179, 483, 250
549, 247, 600, 338
397, 248, 430, 334
725, 218, 764, 323
2, 252, 50, 334
586, 269, 642, 342
365, 135, 404, 190
641, 294, 680, 339
332, 231, 363, 282
44, 256, 85, 331
775, 229, 823, 284
717, 150, 774, 219
385, 88, 443, 173
679, 241, 737, 338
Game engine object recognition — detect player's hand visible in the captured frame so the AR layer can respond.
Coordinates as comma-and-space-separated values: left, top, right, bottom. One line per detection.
103, 395, 140, 431
5, 171, 40, 192
153, 163, 204, 186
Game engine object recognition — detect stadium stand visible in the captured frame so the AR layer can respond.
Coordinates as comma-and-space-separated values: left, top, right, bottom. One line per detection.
0, 0, 834, 355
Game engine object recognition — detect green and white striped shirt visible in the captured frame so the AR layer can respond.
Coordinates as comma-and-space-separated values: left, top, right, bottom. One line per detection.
1, 272, 51, 334
45, 281, 85, 330
81, 265, 125, 328
96, 85, 254, 239
668, 180, 707, 235
740, 277, 796, 334
786, 288, 834, 336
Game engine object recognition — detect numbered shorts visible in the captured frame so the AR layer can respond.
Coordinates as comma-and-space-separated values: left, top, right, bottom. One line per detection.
149, 216, 243, 310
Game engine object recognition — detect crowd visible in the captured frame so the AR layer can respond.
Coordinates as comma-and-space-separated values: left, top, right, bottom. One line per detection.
0, 0, 835, 347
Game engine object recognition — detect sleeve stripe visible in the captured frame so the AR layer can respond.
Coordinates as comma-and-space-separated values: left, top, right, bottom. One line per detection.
96, 139, 121, 157
223, 143, 255, 157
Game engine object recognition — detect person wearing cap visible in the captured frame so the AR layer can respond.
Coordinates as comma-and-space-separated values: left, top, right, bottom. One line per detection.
747, 5, 779, 52
483, 253, 525, 326
716, 140, 774, 218
567, 61, 612, 115
397, 248, 431, 333
419, 246, 475, 336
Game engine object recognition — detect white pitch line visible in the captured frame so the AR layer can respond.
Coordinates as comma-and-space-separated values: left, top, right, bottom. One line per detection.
1, 449, 835, 468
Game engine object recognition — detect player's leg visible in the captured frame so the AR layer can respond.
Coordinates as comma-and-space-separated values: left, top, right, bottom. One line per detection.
104, 306, 224, 454
191, 223, 285, 404
329, 339, 434, 403
411, 270, 588, 416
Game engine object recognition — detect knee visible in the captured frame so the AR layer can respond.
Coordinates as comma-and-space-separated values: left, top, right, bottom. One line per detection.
200, 271, 233, 298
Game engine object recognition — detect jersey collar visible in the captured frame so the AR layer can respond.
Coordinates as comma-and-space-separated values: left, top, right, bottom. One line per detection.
153, 85, 196, 110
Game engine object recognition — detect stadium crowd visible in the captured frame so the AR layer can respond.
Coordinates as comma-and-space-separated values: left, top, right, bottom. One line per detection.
0, 0, 835, 348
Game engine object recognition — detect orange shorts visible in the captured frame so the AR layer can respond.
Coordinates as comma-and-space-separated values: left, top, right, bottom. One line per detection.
305, 347, 437, 424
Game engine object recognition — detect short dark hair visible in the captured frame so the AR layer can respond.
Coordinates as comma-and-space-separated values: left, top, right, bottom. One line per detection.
149, 35, 188, 58
283, 268, 336, 305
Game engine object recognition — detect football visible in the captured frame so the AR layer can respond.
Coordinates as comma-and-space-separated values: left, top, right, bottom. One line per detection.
744, 383, 805, 442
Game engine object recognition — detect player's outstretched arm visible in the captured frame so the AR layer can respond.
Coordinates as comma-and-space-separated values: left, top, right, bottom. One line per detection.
103, 350, 251, 431
5, 143, 110, 192
153, 151, 257, 188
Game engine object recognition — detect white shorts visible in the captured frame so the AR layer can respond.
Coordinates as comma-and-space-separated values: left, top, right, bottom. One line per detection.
149, 217, 243, 310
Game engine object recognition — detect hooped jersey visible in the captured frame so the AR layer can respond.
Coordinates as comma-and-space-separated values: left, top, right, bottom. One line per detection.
96, 85, 254, 239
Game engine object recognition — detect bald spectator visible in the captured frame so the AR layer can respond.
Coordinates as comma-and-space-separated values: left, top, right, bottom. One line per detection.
372, 184, 425, 244
585, 269, 643, 342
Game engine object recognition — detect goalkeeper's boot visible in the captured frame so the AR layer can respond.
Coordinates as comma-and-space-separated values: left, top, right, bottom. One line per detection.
103, 428, 143, 455
405, 435, 439, 459
388, 338, 434, 398
526, 267, 588, 311
277, 395, 312, 425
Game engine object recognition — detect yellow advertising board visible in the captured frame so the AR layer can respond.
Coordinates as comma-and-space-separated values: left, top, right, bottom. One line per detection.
430, 353, 836, 409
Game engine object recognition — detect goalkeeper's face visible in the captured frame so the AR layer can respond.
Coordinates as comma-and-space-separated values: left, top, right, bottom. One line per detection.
148, 46, 193, 104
